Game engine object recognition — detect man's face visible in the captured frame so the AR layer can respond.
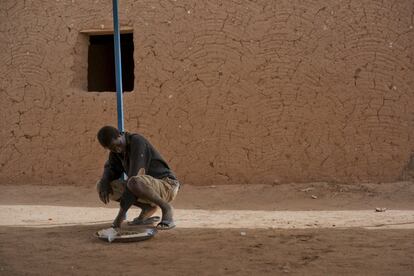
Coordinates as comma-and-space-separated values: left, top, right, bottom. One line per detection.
106, 135, 125, 154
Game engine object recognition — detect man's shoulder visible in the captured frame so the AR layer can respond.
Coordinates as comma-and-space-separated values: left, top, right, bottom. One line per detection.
127, 132, 150, 146
128, 132, 145, 140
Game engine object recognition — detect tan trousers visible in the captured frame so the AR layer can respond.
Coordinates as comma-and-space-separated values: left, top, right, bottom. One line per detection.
97, 175, 179, 205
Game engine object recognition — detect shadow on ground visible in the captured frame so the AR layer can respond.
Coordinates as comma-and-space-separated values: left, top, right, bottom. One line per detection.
0, 224, 413, 275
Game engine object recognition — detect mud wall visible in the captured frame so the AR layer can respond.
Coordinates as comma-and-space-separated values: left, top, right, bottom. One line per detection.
1, 0, 413, 186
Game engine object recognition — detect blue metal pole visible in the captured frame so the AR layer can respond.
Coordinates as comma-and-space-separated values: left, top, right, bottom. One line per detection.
112, 0, 127, 185
112, 0, 124, 133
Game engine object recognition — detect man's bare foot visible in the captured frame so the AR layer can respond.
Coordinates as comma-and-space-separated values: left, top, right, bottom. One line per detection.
128, 205, 159, 225
112, 208, 127, 228
139, 205, 158, 219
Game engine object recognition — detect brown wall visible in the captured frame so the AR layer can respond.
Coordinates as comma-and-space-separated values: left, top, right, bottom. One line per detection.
1, 0, 413, 186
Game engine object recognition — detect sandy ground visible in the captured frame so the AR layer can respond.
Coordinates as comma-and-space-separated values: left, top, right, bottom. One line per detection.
1, 182, 414, 275
2, 206, 414, 230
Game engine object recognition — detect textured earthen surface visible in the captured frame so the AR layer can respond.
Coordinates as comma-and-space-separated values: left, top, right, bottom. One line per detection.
1, 183, 414, 274
1, 0, 413, 185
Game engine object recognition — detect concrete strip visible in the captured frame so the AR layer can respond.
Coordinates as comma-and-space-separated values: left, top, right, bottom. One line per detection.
1, 205, 414, 229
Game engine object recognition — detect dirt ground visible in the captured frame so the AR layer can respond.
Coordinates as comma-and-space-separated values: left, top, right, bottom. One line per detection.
1, 182, 414, 275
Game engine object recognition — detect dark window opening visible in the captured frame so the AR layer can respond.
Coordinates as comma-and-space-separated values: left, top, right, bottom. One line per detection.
88, 33, 134, 92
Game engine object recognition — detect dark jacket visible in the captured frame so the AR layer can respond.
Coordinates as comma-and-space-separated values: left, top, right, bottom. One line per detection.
100, 132, 177, 186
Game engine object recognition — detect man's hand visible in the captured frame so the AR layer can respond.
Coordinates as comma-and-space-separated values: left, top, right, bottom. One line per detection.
98, 180, 113, 204
111, 208, 127, 228
137, 168, 146, 176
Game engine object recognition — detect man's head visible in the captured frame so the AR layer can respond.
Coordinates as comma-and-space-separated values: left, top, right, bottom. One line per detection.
97, 126, 126, 153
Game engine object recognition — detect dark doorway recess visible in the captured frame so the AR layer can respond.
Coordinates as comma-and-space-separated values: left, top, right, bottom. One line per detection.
88, 33, 134, 92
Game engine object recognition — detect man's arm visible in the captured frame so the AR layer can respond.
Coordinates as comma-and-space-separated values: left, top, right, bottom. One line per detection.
111, 136, 150, 226
111, 187, 137, 228
101, 154, 123, 184
98, 153, 123, 204
127, 135, 151, 177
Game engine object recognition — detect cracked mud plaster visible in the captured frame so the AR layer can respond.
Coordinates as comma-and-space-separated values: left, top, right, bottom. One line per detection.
0, 0, 414, 186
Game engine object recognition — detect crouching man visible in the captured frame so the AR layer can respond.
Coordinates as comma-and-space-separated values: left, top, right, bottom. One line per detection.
96, 125, 180, 230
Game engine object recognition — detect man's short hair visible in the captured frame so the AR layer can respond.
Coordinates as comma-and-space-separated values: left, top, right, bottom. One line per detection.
97, 126, 120, 148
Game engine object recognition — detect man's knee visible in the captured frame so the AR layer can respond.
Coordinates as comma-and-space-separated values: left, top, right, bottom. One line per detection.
107, 179, 126, 201
127, 176, 146, 192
